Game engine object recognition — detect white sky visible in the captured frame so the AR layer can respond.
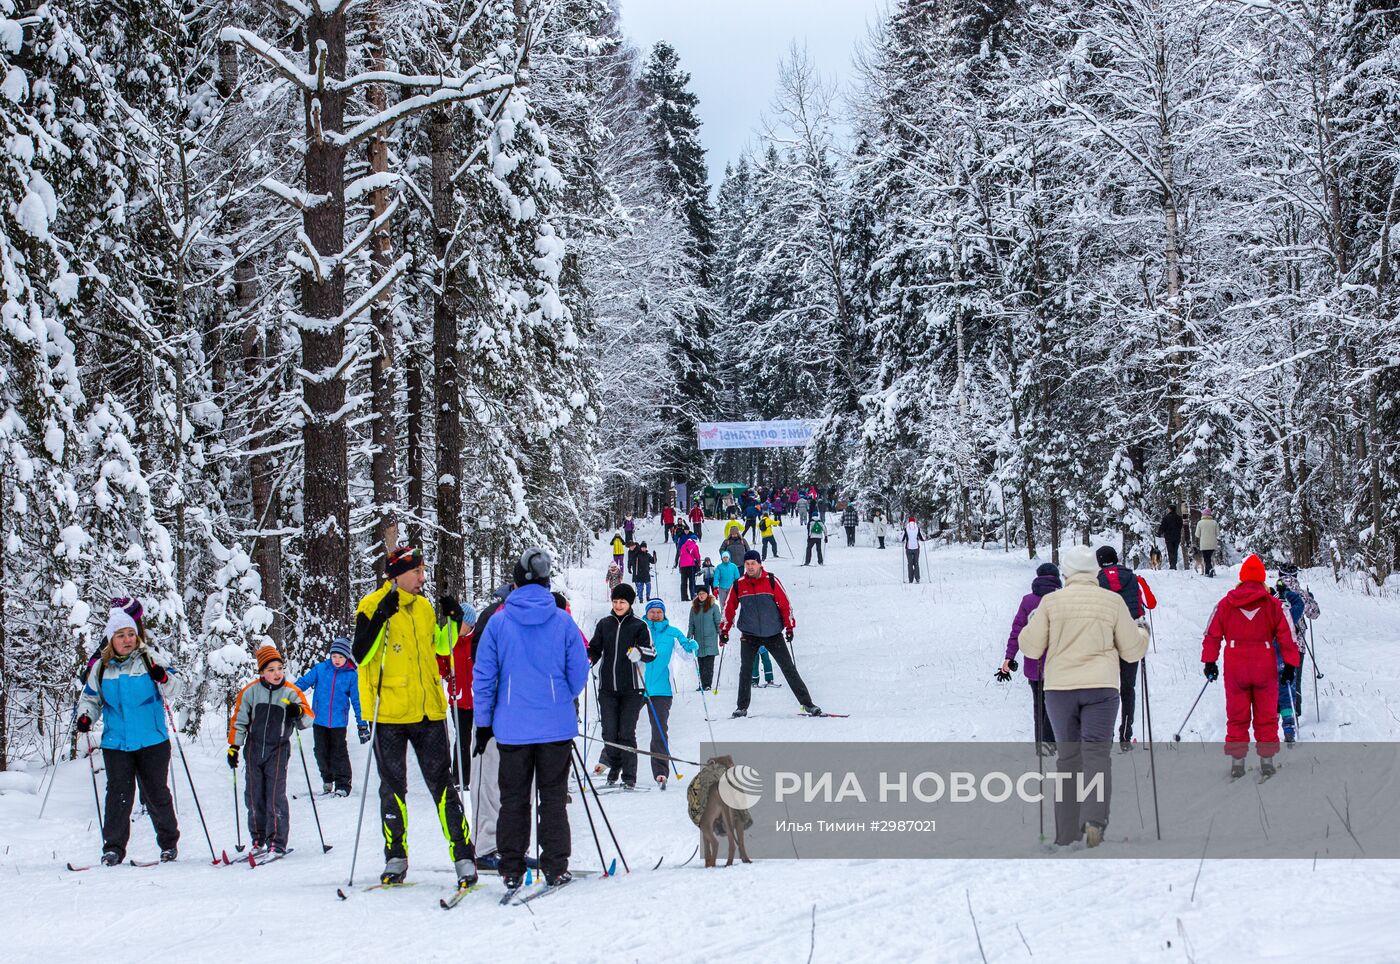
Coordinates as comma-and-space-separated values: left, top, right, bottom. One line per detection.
619, 0, 888, 185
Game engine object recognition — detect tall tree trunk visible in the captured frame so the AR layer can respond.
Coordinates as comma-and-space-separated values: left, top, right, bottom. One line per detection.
300, 7, 351, 652
405, 349, 425, 549
0, 470, 6, 770
238, 261, 283, 647
431, 110, 463, 599
366, 0, 398, 559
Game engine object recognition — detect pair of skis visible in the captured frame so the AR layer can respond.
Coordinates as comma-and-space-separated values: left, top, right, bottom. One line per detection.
222, 847, 294, 867
66, 857, 162, 871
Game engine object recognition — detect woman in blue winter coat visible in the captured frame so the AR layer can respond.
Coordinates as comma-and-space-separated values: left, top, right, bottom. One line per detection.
997, 563, 1062, 751
76, 601, 182, 866
293, 636, 367, 795
641, 598, 697, 788
712, 551, 740, 606
688, 587, 723, 690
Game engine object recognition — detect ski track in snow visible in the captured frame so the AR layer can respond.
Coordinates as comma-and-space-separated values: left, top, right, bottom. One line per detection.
5, 521, 1400, 962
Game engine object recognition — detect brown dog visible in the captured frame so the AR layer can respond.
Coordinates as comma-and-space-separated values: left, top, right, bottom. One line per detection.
688, 755, 753, 868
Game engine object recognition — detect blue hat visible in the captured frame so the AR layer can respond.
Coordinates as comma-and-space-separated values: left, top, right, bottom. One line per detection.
330, 636, 352, 661
460, 602, 480, 627
645, 598, 666, 617
743, 549, 762, 563
721, 551, 730, 561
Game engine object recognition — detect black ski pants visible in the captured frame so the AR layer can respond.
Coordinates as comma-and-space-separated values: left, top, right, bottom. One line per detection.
680, 565, 696, 600
375, 717, 471, 862
736, 634, 813, 712
1028, 679, 1055, 745
597, 690, 645, 783
102, 740, 178, 859
1165, 538, 1180, 570
245, 742, 291, 849
804, 538, 824, 565
698, 655, 716, 689
312, 724, 352, 792
845, 525, 856, 546
497, 740, 572, 879
1202, 549, 1215, 576
646, 695, 673, 781
1118, 659, 1139, 743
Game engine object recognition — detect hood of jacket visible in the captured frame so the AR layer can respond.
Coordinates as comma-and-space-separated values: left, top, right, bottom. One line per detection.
1224, 581, 1272, 609
502, 583, 561, 625
1031, 573, 1061, 596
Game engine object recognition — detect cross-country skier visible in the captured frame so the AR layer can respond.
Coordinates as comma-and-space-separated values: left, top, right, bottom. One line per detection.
679, 531, 702, 600
689, 587, 723, 690
712, 550, 740, 606
587, 584, 656, 788
1095, 546, 1157, 751
722, 551, 821, 717
1273, 563, 1318, 744
1201, 554, 1301, 778
629, 541, 656, 601
688, 501, 706, 542
758, 511, 781, 560
473, 548, 590, 893
1156, 506, 1183, 570
293, 636, 367, 796
802, 512, 828, 566
640, 599, 698, 789
997, 563, 1061, 752
77, 602, 182, 866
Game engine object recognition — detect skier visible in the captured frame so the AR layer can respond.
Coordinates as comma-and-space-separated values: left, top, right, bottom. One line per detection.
722, 551, 821, 717
712, 550, 740, 606
902, 517, 928, 583
671, 520, 689, 569
293, 636, 368, 796
758, 510, 781, 560
841, 502, 859, 547
1201, 554, 1301, 778
587, 583, 656, 788
699, 556, 716, 593
629, 540, 656, 602
1156, 505, 1183, 570
76, 602, 182, 866
473, 547, 590, 892
742, 500, 760, 540
640, 599, 698, 788
688, 501, 705, 542
871, 509, 888, 549
678, 531, 702, 601
720, 529, 750, 571
227, 644, 313, 857
661, 503, 676, 537
1094, 546, 1157, 751
1195, 508, 1220, 576
802, 511, 828, 566
465, 583, 510, 870
1017, 545, 1148, 847
622, 513, 635, 543
796, 493, 810, 525
1273, 563, 1318, 744
689, 587, 723, 690
436, 598, 479, 789
609, 532, 626, 570
997, 563, 1061, 752
351, 544, 474, 888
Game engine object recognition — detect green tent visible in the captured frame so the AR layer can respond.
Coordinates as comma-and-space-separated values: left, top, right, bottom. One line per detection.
700, 483, 747, 515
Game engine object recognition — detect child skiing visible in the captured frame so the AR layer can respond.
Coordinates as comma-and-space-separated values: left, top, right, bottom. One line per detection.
292, 636, 367, 796
228, 645, 313, 855
641, 599, 698, 788
1273, 563, 1318, 744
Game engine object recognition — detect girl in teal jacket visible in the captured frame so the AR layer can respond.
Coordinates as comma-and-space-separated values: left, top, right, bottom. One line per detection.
641, 599, 697, 787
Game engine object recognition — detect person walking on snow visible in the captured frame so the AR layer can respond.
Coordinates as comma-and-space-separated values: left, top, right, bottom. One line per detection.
1200, 554, 1301, 778
758, 511, 781, 560
609, 532, 626, 570
871, 509, 888, 549
720, 530, 750, 571
1273, 563, 1318, 744
640, 599, 698, 789
902, 517, 928, 583
1017, 545, 1149, 847
293, 636, 367, 796
723, 551, 821, 717
997, 563, 1061, 752
1195, 508, 1220, 576
1157, 505, 1183, 570
623, 514, 635, 543
77, 602, 182, 866
700, 556, 716, 593
712, 550, 740, 606
629, 541, 656, 602
841, 503, 859, 547
587, 584, 656, 788
678, 532, 702, 600
803, 512, 828, 566
742, 500, 760, 540
1095, 546, 1157, 751
473, 548, 590, 892
351, 544, 474, 888
688, 502, 705, 542
689, 587, 723, 690
661, 503, 676, 537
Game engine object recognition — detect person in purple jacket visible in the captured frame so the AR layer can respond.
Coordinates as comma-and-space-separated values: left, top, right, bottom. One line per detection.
997, 562, 1062, 751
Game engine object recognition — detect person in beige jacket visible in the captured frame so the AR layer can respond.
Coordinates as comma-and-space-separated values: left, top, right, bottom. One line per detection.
1018, 544, 1149, 847
1195, 508, 1220, 576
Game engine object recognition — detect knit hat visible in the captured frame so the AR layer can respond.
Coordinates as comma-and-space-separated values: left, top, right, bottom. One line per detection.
743, 549, 762, 563
1060, 544, 1098, 576
513, 547, 552, 588
1035, 562, 1060, 579
1095, 545, 1119, 567
645, 598, 666, 617
611, 583, 636, 604
720, 551, 730, 561
255, 644, 284, 671
1201, 507, 1213, 517
330, 637, 353, 661
1239, 554, 1266, 584
104, 607, 139, 643
459, 602, 479, 626
386, 544, 424, 578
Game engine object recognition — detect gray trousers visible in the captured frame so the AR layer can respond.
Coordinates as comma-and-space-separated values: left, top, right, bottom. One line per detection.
245, 743, 291, 849
470, 737, 502, 855
1044, 687, 1119, 845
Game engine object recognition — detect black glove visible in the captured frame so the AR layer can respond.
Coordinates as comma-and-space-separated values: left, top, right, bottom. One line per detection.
720, 631, 729, 646
473, 725, 493, 757
358, 723, 371, 744
784, 629, 794, 643
286, 701, 302, 720
76, 714, 92, 733
374, 589, 400, 621
147, 663, 168, 685
1204, 662, 1219, 682
994, 668, 1011, 683
440, 594, 464, 627
1280, 663, 1296, 685
227, 745, 240, 769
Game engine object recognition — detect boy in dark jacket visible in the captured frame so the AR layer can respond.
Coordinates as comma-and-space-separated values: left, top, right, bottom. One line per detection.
587, 584, 655, 787
293, 636, 367, 796
228, 645, 313, 855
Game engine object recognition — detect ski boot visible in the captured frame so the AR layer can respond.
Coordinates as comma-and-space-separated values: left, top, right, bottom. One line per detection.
730, 708, 746, 718
101, 850, 122, 867
160, 847, 177, 863
1083, 822, 1103, 848
1284, 730, 1296, 746
623, 781, 637, 791
1230, 759, 1246, 780
477, 851, 502, 872
1259, 758, 1276, 780
381, 856, 408, 885
545, 870, 573, 888
250, 840, 269, 859
454, 858, 478, 890
322, 782, 332, 794
501, 874, 523, 895
1119, 739, 1131, 753
656, 775, 667, 791
801, 705, 824, 717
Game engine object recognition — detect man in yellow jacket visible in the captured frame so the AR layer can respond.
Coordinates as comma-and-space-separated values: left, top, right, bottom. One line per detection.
351, 544, 473, 888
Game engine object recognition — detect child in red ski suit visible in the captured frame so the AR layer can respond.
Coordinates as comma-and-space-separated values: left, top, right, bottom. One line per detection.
1200, 554, 1301, 766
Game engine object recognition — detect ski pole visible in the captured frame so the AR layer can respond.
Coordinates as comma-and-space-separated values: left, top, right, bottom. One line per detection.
576, 731, 704, 767
1034, 683, 1045, 843
232, 768, 245, 852
37, 706, 79, 820
569, 747, 611, 874
569, 741, 629, 873
635, 665, 681, 781
295, 728, 332, 853
140, 652, 218, 863
1172, 679, 1213, 742
1147, 608, 1158, 655
348, 622, 389, 888
84, 732, 104, 828
1140, 658, 1161, 840
712, 640, 727, 697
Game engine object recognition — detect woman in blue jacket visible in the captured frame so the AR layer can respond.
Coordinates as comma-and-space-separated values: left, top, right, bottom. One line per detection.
293, 636, 367, 795
641, 598, 697, 788
76, 603, 181, 866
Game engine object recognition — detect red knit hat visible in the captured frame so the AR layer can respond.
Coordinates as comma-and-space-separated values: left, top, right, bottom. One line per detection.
255, 644, 284, 671
1239, 554, 1266, 584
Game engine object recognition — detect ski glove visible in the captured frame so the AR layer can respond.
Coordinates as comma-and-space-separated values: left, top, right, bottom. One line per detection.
994, 668, 1011, 683
1280, 663, 1296, 685
76, 714, 92, 733
1204, 662, 1219, 682
440, 594, 464, 627
374, 589, 400, 621
784, 629, 794, 643
358, 723, 371, 744
473, 725, 493, 757
626, 647, 641, 663
147, 663, 168, 685
720, 632, 729, 646
285, 701, 302, 720
227, 746, 240, 769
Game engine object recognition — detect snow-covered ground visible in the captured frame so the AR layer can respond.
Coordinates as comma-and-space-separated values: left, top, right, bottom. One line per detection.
5, 519, 1400, 962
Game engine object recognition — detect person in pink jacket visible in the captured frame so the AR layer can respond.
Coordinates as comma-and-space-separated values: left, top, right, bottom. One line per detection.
678, 534, 702, 602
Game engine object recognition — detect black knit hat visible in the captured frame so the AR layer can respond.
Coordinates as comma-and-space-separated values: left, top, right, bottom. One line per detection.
386, 545, 424, 578
1035, 562, 1060, 579
1095, 545, 1119, 567
611, 583, 636, 604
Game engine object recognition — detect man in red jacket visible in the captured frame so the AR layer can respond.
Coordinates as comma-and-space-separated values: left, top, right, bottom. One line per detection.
722, 551, 822, 718
661, 504, 676, 538
1201, 554, 1301, 778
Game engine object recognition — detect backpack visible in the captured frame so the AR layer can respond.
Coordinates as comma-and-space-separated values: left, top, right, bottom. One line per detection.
1098, 565, 1143, 620
687, 759, 754, 833
1302, 590, 1320, 621
809, 519, 825, 537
